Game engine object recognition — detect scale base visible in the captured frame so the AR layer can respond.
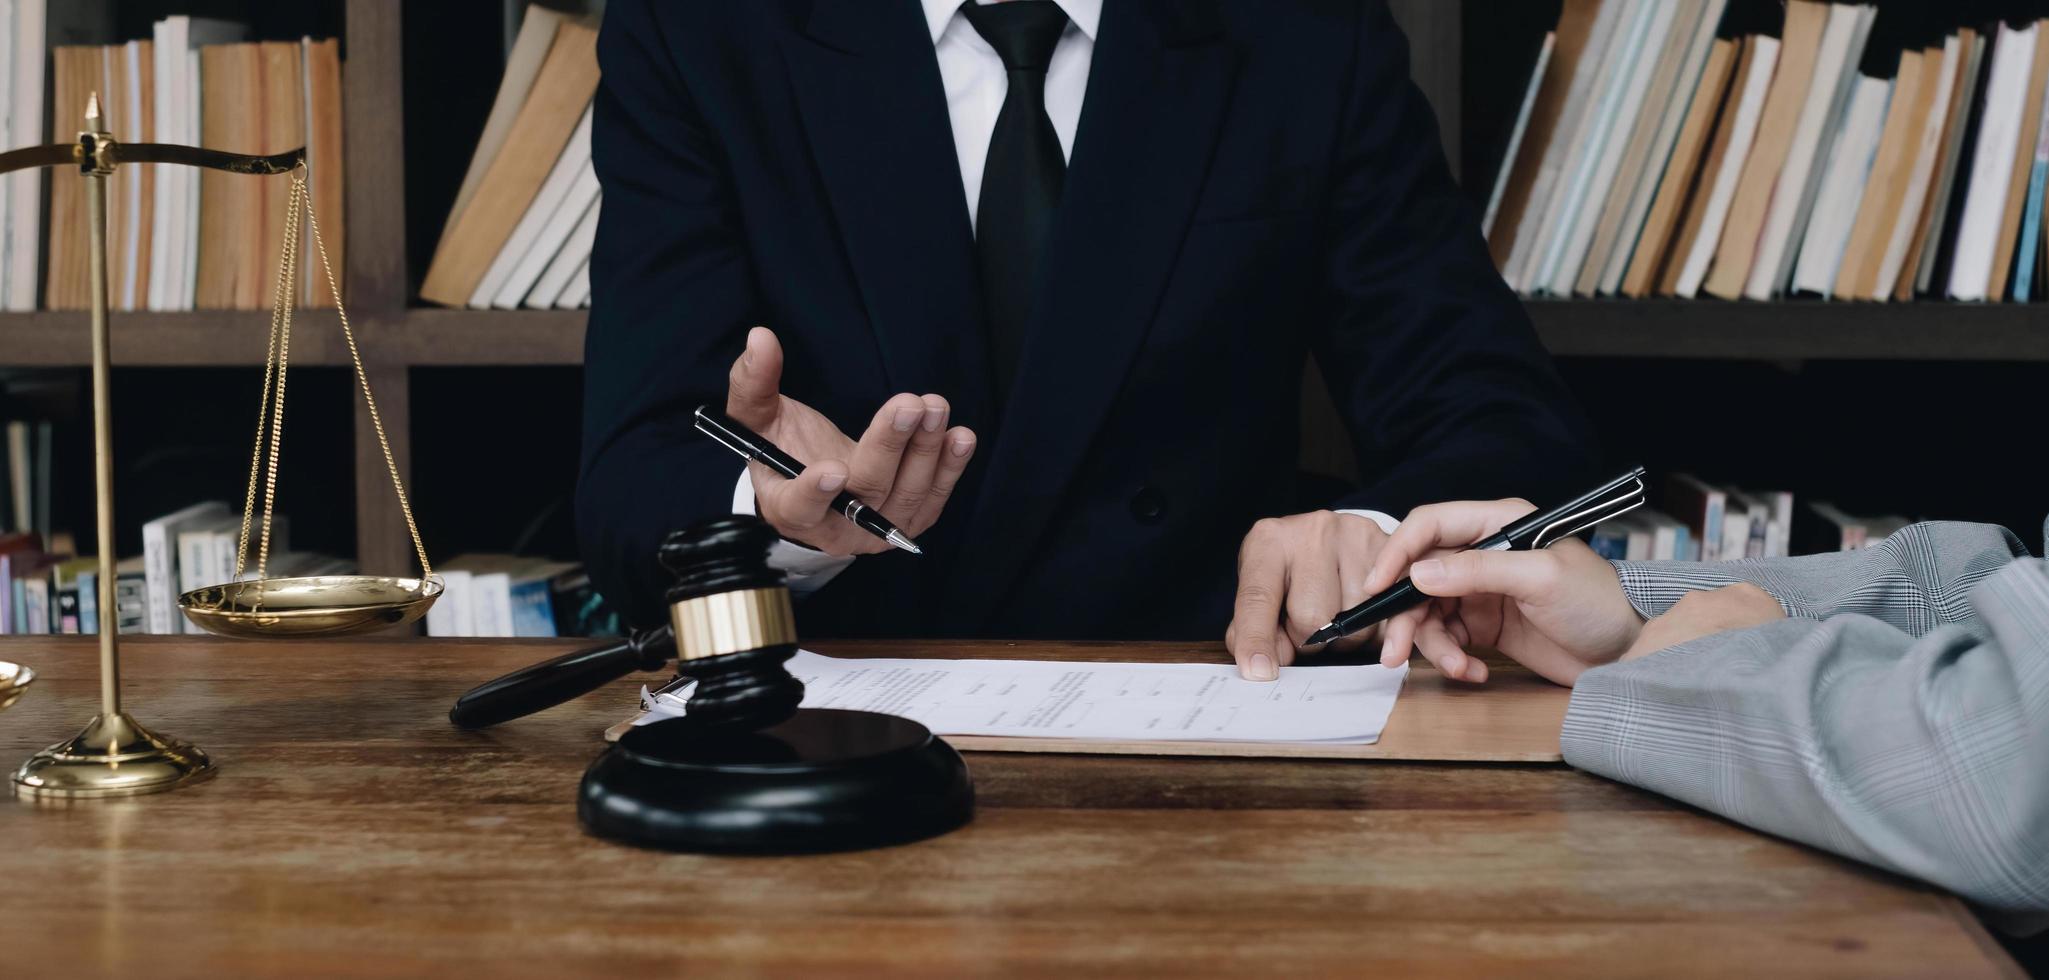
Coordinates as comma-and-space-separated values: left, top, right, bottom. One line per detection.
12, 711, 215, 800
579, 708, 972, 853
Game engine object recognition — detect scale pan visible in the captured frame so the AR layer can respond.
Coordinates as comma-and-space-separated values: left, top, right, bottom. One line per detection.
179, 575, 442, 639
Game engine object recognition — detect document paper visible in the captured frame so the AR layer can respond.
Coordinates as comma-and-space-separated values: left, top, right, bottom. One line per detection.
635, 651, 1409, 745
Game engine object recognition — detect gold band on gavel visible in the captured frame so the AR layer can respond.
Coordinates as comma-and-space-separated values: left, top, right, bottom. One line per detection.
669, 587, 797, 661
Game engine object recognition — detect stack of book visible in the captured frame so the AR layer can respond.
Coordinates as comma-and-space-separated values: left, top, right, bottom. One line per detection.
140, 500, 350, 636
1587, 509, 1699, 561
425, 554, 617, 638
420, 6, 600, 311
0, 3, 344, 312
1488, 0, 2049, 303
0, 498, 349, 636
1593, 473, 1909, 563
2, 417, 55, 547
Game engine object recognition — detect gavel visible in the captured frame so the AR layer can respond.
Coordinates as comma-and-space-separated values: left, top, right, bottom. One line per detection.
449, 517, 801, 731
449, 515, 972, 853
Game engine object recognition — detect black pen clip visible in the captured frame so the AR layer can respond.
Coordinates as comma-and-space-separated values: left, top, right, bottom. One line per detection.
1531, 475, 1647, 548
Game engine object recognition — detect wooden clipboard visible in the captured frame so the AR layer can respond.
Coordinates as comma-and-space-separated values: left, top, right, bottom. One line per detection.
603, 642, 1572, 763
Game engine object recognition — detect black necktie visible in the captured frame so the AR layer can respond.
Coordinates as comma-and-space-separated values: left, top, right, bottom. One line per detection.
961, 0, 1069, 399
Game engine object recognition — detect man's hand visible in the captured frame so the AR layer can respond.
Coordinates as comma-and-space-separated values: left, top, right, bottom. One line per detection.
1620, 584, 1785, 662
1363, 499, 1646, 686
727, 327, 978, 555
1226, 511, 1391, 681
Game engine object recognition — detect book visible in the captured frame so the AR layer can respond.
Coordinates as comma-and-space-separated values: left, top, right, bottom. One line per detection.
556, 258, 591, 309
21, 561, 52, 634
547, 565, 622, 638
1878, 37, 1966, 300
1842, 44, 1943, 300
1675, 35, 1783, 297
1596, 0, 1733, 295
73, 557, 149, 634
437, 5, 569, 259
472, 107, 595, 308
510, 561, 578, 637
5, 420, 28, 531
419, 20, 600, 307
1589, 523, 1631, 560
212, 514, 289, 585
1662, 474, 1728, 562
113, 555, 147, 632
3, 0, 46, 311
1948, 21, 2039, 301
1624, 38, 1743, 297
1506, 0, 1633, 290
425, 568, 476, 637
1482, 32, 1557, 241
50, 555, 92, 633
1730, 488, 1794, 557
43, 45, 101, 310
195, 43, 261, 309
255, 40, 304, 311
1702, 0, 1832, 299
142, 501, 227, 635
1816, 6, 1931, 300
0, 532, 40, 633
1531, 0, 1665, 295
1988, 24, 2049, 302
497, 163, 597, 309
2016, 61, 2049, 301
1790, 73, 1892, 296
0, 0, 11, 308
1746, 3, 1877, 300
526, 193, 599, 309
177, 513, 241, 633
1919, 30, 1993, 296
1499, 0, 1624, 283
1547, 0, 1685, 295
117, 39, 155, 312
301, 36, 345, 308
1577, 0, 1709, 296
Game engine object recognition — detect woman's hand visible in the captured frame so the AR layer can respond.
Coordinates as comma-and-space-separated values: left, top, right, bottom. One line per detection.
1361, 499, 1646, 686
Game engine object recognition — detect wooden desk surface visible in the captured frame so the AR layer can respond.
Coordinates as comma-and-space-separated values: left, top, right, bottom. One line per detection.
0, 637, 2017, 979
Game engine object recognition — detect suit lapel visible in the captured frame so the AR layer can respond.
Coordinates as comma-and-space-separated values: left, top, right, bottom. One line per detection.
951, 0, 1238, 619
779, 0, 998, 432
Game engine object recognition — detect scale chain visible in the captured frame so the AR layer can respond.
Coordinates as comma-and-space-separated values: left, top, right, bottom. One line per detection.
228, 166, 433, 606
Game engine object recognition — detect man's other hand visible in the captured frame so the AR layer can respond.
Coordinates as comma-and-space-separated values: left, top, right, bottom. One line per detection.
727, 327, 977, 555
1226, 511, 1391, 681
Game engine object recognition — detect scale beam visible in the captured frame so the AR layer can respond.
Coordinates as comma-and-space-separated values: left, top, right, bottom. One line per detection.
0, 141, 304, 177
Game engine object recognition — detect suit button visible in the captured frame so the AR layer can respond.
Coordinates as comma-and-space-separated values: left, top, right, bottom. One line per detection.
1130, 487, 1167, 523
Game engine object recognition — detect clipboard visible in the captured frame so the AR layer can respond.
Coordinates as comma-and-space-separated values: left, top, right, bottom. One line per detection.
603, 642, 1572, 763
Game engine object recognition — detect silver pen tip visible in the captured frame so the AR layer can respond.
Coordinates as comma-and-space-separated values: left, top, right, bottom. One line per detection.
886, 529, 923, 555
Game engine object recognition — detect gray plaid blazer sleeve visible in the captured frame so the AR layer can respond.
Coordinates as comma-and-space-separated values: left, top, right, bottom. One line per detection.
1561, 519, 2049, 934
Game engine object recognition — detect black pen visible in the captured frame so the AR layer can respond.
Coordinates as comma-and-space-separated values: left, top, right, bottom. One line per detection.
693, 406, 923, 555
1304, 466, 1648, 646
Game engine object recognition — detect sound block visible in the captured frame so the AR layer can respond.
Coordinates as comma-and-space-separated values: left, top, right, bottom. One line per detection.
578, 708, 973, 853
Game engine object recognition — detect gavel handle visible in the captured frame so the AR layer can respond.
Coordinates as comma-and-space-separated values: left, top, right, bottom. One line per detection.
449, 625, 675, 729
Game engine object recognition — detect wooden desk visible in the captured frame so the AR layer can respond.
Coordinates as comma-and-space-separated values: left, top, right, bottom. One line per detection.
0, 637, 2018, 978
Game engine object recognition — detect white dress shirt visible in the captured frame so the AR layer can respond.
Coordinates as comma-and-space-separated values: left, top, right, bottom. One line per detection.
741, 0, 1393, 592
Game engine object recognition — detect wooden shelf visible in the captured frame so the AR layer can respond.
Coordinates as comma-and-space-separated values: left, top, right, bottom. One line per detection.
1528, 300, 2049, 361
8, 301, 2044, 367
0, 308, 585, 367
387, 308, 585, 365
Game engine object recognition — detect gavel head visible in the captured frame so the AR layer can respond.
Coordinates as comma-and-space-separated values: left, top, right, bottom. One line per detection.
657, 516, 804, 730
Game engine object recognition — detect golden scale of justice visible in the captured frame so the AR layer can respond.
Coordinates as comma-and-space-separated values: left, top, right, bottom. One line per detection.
0, 96, 441, 799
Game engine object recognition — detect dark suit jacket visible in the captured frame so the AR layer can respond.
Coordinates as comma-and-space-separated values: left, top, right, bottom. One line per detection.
578, 0, 1598, 639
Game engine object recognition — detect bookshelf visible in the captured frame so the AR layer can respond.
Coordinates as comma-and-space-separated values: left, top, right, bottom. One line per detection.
1, 0, 2043, 587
